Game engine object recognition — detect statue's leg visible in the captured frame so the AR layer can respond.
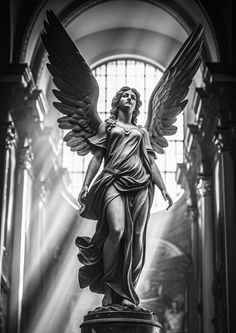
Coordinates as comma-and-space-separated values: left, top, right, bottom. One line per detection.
102, 185, 125, 306
132, 188, 150, 285
120, 189, 150, 308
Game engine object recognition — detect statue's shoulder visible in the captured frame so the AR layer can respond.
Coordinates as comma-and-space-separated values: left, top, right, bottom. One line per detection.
105, 117, 117, 133
137, 125, 148, 135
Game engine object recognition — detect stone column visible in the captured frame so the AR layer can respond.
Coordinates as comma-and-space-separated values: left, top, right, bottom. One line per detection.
0, 64, 47, 333
0, 118, 16, 279
188, 204, 200, 333
214, 126, 236, 333
176, 123, 202, 333
192, 63, 236, 333
9, 143, 34, 333
197, 176, 214, 333
24, 180, 48, 290
0, 116, 17, 333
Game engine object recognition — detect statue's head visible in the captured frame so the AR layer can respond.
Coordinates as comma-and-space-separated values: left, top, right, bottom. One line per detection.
110, 86, 142, 125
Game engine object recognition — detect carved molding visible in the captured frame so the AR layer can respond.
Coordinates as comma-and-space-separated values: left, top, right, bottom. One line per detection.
26, 89, 48, 127
197, 177, 212, 197
182, 64, 236, 190
195, 86, 220, 121
0, 64, 35, 90
18, 145, 34, 171
191, 87, 218, 163
213, 124, 236, 155
202, 63, 236, 156
0, 65, 48, 141
0, 120, 17, 149
186, 204, 198, 221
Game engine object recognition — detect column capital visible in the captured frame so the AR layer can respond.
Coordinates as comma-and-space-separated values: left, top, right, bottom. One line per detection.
26, 89, 48, 129
186, 204, 198, 221
190, 86, 218, 161
197, 176, 212, 197
188, 63, 236, 157
18, 144, 34, 174
0, 118, 17, 149
213, 124, 236, 155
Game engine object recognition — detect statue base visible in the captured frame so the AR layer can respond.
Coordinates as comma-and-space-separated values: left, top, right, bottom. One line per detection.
80, 305, 162, 333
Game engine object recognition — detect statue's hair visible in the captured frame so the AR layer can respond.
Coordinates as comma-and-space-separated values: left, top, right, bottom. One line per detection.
109, 86, 142, 125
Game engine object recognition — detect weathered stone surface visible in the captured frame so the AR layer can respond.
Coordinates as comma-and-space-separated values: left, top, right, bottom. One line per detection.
80, 306, 162, 333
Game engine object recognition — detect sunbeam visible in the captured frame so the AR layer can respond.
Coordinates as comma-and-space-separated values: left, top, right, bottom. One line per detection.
137, 191, 186, 297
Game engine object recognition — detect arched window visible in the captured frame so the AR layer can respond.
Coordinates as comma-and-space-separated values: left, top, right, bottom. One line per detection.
62, 57, 183, 210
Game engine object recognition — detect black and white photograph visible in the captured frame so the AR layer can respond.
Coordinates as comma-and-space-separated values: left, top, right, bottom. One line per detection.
0, 0, 235, 332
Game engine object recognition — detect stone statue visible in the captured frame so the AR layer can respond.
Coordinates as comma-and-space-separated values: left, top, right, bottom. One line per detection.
42, 10, 203, 309
164, 295, 186, 332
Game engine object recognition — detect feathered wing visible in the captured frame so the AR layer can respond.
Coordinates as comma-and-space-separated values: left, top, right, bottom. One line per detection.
145, 24, 204, 154
41, 10, 102, 156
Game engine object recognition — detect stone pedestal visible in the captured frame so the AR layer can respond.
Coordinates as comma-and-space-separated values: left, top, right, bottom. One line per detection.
80, 307, 162, 333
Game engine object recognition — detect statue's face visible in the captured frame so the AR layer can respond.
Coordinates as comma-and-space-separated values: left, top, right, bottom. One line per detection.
172, 301, 178, 311
119, 90, 136, 113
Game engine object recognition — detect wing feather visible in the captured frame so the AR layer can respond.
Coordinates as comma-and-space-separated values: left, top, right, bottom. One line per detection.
145, 24, 204, 154
41, 10, 102, 156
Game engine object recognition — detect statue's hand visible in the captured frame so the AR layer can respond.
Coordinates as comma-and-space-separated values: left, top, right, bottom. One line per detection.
78, 185, 89, 206
161, 189, 173, 210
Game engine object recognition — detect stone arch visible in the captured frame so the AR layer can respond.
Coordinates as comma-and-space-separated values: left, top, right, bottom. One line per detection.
16, 0, 221, 149
19, 0, 220, 87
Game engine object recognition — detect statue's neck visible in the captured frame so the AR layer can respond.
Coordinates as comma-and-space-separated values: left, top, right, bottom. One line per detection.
117, 109, 132, 124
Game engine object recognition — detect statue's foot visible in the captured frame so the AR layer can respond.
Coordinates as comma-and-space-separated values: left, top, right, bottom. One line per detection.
102, 293, 113, 306
121, 298, 136, 308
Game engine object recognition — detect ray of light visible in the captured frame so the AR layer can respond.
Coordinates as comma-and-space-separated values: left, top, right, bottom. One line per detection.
25, 211, 98, 333
136, 191, 186, 294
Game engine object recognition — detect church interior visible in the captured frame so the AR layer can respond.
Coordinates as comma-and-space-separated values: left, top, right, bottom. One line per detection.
0, 0, 235, 332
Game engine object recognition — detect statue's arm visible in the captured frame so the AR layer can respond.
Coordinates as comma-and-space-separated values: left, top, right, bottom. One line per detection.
149, 154, 173, 210
78, 149, 104, 205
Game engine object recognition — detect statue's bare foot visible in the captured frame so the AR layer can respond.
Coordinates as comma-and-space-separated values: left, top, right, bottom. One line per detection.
102, 285, 113, 307
121, 298, 136, 308
102, 294, 113, 306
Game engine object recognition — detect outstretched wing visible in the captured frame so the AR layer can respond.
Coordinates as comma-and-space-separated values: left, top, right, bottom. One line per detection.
41, 10, 102, 156
145, 24, 204, 154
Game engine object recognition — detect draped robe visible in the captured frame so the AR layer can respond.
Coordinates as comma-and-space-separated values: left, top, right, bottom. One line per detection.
76, 121, 155, 305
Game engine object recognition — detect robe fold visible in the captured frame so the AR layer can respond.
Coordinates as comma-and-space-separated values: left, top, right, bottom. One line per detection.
76, 121, 155, 305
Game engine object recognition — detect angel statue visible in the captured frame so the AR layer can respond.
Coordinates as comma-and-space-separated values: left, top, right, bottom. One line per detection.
42, 10, 203, 308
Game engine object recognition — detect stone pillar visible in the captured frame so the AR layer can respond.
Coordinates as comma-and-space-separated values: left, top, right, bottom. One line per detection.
187, 204, 200, 333
214, 126, 236, 333
205, 63, 236, 333
24, 180, 48, 291
0, 64, 49, 333
0, 65, 35, 333
9, 143, 34, 333
177, 61, 224, 333
0, 118, 16, 278
0, 116, 17, 333
197, 176, 214, 333
176, 123, 202, 333
187, 63, 236, 333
